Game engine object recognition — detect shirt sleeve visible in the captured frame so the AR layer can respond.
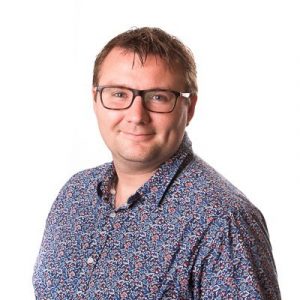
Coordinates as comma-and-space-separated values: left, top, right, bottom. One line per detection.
32, 175, 75, 299
191, 207, 281, 299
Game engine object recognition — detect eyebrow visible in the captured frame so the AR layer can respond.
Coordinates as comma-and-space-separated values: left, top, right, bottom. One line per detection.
98, 82, 176, 91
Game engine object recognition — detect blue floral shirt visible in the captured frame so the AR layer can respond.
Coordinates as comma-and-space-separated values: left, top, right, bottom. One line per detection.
33, 135, 280, 299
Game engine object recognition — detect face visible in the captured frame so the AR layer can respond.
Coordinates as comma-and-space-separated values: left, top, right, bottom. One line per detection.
93, 47, 197, 172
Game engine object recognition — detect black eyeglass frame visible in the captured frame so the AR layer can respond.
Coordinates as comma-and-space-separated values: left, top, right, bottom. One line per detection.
94, 85, 192, 113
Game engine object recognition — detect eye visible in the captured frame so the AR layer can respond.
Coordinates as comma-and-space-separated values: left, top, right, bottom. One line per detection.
112, 91, 128, 98
105, 87, 132, 101
149, 92, 170, 102
153, 94, 165, 101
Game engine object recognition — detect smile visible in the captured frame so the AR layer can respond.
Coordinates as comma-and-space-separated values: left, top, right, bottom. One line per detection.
120, 131, 155, 141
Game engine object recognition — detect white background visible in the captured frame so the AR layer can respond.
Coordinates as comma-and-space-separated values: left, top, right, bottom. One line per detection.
0, 0, 299, 299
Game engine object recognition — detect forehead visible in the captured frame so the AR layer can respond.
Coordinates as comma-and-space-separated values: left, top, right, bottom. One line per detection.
97, 47, 185, 89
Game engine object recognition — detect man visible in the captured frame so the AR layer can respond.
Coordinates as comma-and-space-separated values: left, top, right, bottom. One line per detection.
33, 27, 281, 299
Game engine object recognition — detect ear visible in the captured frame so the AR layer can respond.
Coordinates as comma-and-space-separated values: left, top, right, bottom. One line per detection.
187, 94, 198, 125
92, 87, 98, 113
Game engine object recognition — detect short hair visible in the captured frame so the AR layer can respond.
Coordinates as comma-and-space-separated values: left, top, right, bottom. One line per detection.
92, 27, 198, 94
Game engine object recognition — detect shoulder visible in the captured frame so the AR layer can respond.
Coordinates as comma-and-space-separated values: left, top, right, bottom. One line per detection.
66, 162, 111, 186
178, 156, 273, 258
59, 162, 111, 195
48, 163, 111, 214
173, 155, 265, 225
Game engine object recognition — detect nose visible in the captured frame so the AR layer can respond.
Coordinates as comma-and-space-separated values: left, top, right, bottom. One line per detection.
124, 96, 150, 124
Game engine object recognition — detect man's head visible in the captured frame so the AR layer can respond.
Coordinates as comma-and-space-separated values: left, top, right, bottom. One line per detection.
93, 27, 198, 94
92, 27, 198, 172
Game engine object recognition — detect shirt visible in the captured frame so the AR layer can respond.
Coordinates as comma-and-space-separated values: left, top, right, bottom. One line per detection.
33, 134, 281, 299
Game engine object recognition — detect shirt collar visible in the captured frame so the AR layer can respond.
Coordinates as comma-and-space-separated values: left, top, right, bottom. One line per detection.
137, 133, 194, 207
97, 133, 194, 208
97, 163, 116, 204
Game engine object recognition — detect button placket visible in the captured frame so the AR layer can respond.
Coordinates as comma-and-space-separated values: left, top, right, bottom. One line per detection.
109, 211, 116, 218
87, 257, 94, 265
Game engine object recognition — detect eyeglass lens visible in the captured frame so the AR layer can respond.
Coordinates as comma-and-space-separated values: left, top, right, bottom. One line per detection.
100, 87, 177, 113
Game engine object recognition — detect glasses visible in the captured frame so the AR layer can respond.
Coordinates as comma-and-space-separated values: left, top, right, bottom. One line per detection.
94, 85, 191, 113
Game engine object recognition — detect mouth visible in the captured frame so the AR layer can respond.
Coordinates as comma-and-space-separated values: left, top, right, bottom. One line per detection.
120, 131, 155, 141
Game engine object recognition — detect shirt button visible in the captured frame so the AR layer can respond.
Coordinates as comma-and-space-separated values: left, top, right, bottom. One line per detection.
109, 211, 116, 218
87, 256, 94, 264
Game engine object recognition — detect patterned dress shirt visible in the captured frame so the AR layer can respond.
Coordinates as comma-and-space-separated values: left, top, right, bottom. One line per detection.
33, 134, 281, 299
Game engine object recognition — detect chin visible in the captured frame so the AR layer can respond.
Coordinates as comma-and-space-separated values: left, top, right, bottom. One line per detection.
117, 147, 163, 164
120, 152, 157, 163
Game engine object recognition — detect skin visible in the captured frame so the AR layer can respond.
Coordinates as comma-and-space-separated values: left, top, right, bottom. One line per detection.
93, 47, 197, 207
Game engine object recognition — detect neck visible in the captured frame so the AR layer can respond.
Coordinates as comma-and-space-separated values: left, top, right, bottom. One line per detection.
112, 162, 159, 209
114, 164, 157, 193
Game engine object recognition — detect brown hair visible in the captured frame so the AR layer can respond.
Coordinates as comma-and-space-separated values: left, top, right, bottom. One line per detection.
92, 27, 198, 93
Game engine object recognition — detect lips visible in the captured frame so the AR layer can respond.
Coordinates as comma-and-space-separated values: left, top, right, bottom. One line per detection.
120, 131, 155, 141
124, 132, 153, 136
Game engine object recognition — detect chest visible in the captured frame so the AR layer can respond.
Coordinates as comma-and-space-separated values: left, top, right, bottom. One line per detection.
58, 201, 202, 299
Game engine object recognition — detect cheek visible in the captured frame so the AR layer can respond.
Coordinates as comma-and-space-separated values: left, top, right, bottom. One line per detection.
156, 112, 187, 137
169, 109, 188, 130
96, 110, 123, 131
96, 113, 120, 147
